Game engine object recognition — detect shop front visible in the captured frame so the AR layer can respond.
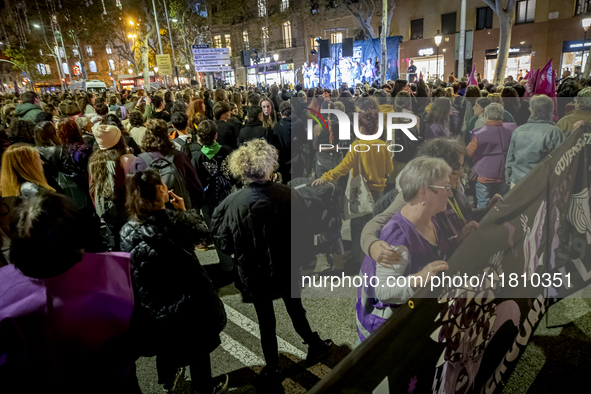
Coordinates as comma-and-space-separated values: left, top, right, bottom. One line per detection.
560, 39, 591, 76
246, 60, 294, 86
406, 47, 444, 81
484, 46, 531, 81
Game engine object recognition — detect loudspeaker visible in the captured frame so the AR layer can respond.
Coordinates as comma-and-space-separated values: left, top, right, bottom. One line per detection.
342, 38, 354, 57
319, 39, 330, 59
241, 50, 251, 67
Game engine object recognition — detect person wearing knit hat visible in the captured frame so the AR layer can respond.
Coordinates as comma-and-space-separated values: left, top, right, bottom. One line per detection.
94, 124, 121, 150
88, 124, 136, 250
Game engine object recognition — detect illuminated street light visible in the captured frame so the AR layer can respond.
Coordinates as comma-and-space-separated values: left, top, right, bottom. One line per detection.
33, 24, 40, 28
434, 30, 442, 79
129, 20, 135, 26
128, 68, 133, 74
171, 19, 178, 22
185, 64, 190, 70
154, 67, 159, 73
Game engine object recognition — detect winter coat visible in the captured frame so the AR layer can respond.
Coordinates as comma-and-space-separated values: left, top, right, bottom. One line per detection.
271, 117, 293, 182
505, 119, 565, 185
215, 120, 239, 150
36, 145, 81, 193
211, 181, 313, 302
237, 119, 272, 146
556, 108, 591, 137
15, 103, 43, 123
120, 209, 225, 359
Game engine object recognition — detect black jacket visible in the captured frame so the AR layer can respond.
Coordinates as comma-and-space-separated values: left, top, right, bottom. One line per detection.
271, 117, 293, 182
215, 120, 239, 150
237, 119, 272, 146
120, 209, 225, 358
211, 181, 313, 302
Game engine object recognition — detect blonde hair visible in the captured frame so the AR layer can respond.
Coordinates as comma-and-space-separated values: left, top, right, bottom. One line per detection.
228, 139, 278, 182
0, 144, 55, 197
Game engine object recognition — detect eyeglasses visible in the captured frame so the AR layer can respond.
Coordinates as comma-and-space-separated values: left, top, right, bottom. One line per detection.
429, 185, 452, 191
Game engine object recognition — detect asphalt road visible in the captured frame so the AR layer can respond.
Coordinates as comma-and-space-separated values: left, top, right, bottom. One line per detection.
135, 222, 591, 394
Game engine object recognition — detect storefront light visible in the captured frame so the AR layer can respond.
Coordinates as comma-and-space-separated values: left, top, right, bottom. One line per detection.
582, 18, 591, 32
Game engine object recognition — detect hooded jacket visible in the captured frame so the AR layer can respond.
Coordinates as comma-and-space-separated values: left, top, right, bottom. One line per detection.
15, 103, 43, 122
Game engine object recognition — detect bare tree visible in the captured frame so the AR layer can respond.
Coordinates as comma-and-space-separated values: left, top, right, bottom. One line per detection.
343, 0, 396, 39
482, 0, 518, 85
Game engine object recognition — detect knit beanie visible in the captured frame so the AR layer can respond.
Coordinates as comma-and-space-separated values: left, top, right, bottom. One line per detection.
94, 125, 121, 150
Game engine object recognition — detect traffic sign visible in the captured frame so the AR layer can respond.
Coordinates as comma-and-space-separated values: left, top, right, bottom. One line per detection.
195, 66, 233, 72
194, 60, 232, 66
192, 44, 210, 49
193, 53, 231, 61
192, 47, 230, 55
156, 54, 173, 75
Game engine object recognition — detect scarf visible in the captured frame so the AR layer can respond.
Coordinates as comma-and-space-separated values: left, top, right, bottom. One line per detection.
201, 142, 221, 160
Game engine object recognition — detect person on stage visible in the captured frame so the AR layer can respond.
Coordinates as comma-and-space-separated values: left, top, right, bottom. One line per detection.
302, 62, 309, 89
310, 62, 320, 87
322, 65, 331, 87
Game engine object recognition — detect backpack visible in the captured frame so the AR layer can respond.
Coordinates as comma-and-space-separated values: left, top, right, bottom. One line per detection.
138, 152, 192, 210
173, 135, 202, 160
195, 151, 232, 207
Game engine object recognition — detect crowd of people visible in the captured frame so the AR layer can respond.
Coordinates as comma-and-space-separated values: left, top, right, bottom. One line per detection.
0, 69, 589, 393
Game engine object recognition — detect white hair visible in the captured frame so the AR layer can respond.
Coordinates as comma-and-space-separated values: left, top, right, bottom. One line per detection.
399, 157, 452, 202
484, 103, 504, 121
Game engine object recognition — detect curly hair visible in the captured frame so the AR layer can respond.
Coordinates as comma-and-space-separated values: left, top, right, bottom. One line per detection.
8, 119, 35, 144
142, 119, 174, 153
129, 110, 144, 128
357, 110, 380, 136
228, 139, 278, 182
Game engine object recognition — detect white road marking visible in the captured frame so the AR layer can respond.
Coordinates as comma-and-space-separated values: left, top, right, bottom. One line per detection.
219, 331, 265, 366
224, 303, 308, 360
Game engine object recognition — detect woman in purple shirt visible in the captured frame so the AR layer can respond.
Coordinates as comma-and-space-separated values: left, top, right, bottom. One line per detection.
425, 98, 452, 140
357, 156, 453, 342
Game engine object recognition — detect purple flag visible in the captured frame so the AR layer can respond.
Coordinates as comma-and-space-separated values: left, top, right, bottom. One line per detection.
468, 64, 478, 86
534, 60, 553, 96
524, 68, 539, 98
419, 71, 423, 80
14, 81, 19, 95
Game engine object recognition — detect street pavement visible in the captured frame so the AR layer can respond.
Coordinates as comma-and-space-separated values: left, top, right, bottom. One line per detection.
135, 222, 591, 393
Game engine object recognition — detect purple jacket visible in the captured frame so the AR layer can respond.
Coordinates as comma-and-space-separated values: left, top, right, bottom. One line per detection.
425, 121, 450, 140
472, 122, 518, 180
356, 212, 453, 342
0, 253, 135, 390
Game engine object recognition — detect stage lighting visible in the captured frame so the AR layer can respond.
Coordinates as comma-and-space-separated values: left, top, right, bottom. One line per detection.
311, 49, 317, 55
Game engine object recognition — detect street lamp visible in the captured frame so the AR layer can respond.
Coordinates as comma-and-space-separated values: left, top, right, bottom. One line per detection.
171, 19, 178, 23
583, 18, 591, 40
129, 20, 135, 26
128, 68, 133, 74
273, 53, 280, 84
434, 30, 442, 80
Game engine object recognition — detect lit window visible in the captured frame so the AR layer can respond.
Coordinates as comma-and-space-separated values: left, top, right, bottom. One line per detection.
89, 61, 97, 72
55, 46, 66, 58
280, 0, 289, 12
73, 48, 79, 57
225, 34, 231, 56
62, 63, 69, 75
214, 35, 222, 48
516, 0, 536, 23
262, 27, 268, 41
127, 61, 131, 66
37, 63, 46, 75
45, 64, 51, 74
331, 32, 342, 44
39, 49, 43, 56
106, 44, 112, 54
243, 31, 249, 49
258, 0, 267, 17
283, 22, 292, 48
86, 45, 93, 56
108, 59, 115, 71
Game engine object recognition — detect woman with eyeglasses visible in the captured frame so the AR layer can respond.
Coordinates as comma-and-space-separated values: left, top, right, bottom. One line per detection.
361, 138, 502, 271
356, 156, 454, 342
